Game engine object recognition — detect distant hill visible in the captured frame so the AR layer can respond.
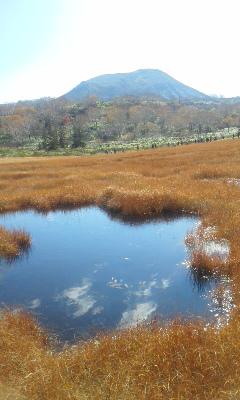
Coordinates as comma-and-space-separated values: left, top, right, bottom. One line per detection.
62, 69, 208, 102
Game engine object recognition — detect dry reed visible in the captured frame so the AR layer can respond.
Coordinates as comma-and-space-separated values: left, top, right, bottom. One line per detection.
0, 227, 31, 260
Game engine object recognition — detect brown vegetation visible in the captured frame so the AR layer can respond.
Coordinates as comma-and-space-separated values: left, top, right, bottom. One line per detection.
0, 227, 31, 260
1, 310, 240, 400
185, 225, 229, 273
1, 96, 240, 147
1, 139, 240, 398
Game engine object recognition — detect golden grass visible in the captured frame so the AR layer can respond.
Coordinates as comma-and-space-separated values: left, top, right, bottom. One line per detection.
1, 310, 240, 400
0, 227, 31, 260
0, 384, 27, 400
185, 225, 229, 273
1, 139, 240, 398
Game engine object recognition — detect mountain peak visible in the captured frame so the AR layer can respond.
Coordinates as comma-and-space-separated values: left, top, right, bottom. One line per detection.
62, 69, 208, 102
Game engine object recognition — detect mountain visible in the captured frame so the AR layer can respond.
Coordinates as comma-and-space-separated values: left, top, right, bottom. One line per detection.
62, 69, 208, 102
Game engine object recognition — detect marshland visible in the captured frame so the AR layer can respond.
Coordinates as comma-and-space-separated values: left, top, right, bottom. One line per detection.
1, 138, 240, 399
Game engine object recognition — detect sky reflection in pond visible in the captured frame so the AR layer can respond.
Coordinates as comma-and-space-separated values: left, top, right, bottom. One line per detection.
0, 207, 224, 341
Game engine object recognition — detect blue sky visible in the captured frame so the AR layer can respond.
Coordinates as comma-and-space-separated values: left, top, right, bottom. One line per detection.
1, 0, 240, 103
1, 1, 66, 75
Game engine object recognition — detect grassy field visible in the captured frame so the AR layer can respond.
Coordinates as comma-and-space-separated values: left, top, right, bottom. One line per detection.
1, 139, 240, 398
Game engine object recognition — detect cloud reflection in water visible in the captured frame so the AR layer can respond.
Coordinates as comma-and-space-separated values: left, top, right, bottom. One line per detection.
119, 302, 157, 328
58, 279, 96, 318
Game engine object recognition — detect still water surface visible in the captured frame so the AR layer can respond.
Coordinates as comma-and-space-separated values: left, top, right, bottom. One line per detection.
0, 207, 221, 341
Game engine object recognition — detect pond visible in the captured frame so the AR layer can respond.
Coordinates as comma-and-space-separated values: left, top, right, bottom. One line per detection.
0, 207, 226, 341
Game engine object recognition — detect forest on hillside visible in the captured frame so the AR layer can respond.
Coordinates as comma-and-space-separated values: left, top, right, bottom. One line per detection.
1, 96, 240, 150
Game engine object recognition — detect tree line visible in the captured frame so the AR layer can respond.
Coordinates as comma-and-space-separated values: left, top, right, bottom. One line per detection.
1, 96, 240, 149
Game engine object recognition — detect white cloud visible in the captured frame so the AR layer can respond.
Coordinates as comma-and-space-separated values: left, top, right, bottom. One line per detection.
92, 306, 104, 315
107, 277, 128, 289
119, 302, 157, 328
135, 280, 158, 297
160, 278, 170, 289
59, 279, 96, 318
135, 277, 170, 297
28, 298, 41, 310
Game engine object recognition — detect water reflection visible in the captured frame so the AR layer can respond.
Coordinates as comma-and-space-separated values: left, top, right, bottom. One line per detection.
208, 279, 235, 328
119, 302, 157, 328
0, 207, 228, 341
57, 279, 96, 318
28, 298, 41, 310
103, 207, 194, 225
188, 266, 218, 292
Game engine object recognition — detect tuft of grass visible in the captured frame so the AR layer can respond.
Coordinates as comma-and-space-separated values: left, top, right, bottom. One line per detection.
1, 310, 240, 399
189, 249, 226, 272
0, 228, 31, 260
185, 224, 229, 273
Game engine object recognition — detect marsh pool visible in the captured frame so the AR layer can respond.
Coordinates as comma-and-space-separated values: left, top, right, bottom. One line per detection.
0, 207, 223, 341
